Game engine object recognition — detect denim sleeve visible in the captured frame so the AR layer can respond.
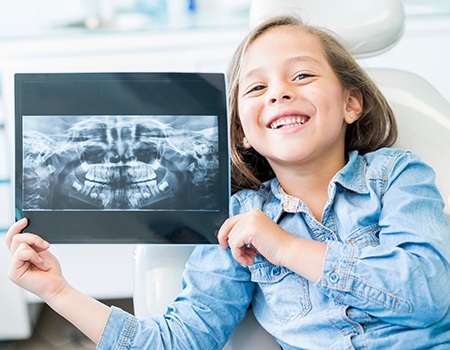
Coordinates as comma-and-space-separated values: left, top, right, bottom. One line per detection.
316, 152, 450, 328
97, 245, 254, 349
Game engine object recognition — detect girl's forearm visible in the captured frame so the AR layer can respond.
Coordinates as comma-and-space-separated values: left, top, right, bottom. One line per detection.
45, 284, 111, 344
282, 237, 327, 283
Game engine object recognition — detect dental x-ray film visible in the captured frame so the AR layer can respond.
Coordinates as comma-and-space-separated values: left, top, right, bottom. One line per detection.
15, 72, 229, 244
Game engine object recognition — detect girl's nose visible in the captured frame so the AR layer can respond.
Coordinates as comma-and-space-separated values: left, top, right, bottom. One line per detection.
268, 83, 294, 104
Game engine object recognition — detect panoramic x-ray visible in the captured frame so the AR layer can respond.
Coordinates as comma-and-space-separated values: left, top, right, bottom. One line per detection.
22, 115, 219, 211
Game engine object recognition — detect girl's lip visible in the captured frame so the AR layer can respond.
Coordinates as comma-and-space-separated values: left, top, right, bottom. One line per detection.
266, 110, 311, 129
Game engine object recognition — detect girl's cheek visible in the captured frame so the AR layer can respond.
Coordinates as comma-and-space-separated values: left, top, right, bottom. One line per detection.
239, 101, 259, 123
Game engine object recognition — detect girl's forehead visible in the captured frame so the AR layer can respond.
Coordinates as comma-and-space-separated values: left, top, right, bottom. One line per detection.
241, 26, 327, 72
249, 26, 322, 54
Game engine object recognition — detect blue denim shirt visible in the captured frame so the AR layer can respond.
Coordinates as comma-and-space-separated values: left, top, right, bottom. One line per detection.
98, 148, 450, 349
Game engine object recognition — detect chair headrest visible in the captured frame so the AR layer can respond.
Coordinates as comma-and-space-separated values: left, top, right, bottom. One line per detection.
249, 0, 405, 58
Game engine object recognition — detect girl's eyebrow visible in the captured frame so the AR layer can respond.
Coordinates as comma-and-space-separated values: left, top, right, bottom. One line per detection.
285, 55, 322, 67
240, 55, 322, 83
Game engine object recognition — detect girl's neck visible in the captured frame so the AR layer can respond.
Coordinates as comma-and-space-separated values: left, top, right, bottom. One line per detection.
274, 155, 346, 221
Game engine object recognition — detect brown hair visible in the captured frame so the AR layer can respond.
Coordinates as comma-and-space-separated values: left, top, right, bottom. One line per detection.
227, 15, 397, 193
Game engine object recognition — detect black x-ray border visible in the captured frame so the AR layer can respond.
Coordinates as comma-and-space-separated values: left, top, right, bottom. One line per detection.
15, 72, 229, 244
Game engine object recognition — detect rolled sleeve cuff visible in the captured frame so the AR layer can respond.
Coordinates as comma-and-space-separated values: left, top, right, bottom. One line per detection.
315, 241, 412, 313
97, 306, 138, 350
315, 241, 358, 301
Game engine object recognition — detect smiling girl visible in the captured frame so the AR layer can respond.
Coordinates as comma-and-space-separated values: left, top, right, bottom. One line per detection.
6, 15, 450, 349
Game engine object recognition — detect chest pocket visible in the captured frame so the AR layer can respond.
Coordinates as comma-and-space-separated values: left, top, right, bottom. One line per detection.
346, 224, 380, 248
250, 262, 311, 323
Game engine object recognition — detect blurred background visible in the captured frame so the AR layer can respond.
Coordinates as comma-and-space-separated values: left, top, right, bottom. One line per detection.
0, 0, 449, 348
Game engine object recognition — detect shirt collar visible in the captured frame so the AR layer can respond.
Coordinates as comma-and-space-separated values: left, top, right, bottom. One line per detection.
332, 150, 370, 194
272, 150, 369, 213
278, 185, 302, 213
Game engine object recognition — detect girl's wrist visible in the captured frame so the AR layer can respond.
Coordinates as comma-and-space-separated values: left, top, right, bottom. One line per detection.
42, 281, 111, 344
281, 237, 327, 283
43, 279, 72, 306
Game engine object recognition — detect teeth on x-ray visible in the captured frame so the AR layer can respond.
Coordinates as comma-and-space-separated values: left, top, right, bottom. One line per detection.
23, 116, 219, 210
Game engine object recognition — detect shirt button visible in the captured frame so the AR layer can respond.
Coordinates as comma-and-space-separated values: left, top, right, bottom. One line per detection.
273, 267, 281, 276
329, 272, 340, 283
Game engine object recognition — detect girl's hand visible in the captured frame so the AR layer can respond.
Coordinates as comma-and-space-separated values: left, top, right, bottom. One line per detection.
218, 210, 327, 282
6, 219, 112, 344
5, 218, 68, 303
217, 210, 293, 267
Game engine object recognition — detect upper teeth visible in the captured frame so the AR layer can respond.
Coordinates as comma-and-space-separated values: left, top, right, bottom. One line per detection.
83, 162, 157, 184
270, 117, 308, 129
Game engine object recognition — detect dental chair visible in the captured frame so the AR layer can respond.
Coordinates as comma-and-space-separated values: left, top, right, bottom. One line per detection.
133, 1, 450, 348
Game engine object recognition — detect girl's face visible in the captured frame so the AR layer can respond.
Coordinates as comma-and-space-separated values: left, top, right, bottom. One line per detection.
237, 26, 361, 175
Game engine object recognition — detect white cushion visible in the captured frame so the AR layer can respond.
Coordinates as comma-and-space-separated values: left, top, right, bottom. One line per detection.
249, 0, 405, 58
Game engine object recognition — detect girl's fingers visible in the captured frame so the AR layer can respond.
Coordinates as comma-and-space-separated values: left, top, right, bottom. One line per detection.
230, 247, 255, 267
8, 231, 50, 256
5, 218, 29, 249
10, 243, 51, 274
217, 214, 241, 248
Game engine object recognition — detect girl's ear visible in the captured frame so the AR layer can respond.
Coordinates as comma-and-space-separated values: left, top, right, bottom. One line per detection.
242, 136, 252, 149
344, 89, 363, 124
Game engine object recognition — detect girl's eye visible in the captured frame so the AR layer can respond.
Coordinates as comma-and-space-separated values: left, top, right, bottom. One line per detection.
294, 73, 313, 81
246, 85, 266, 94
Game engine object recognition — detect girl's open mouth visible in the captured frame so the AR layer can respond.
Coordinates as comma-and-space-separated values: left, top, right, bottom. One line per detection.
269, 116, 310, 129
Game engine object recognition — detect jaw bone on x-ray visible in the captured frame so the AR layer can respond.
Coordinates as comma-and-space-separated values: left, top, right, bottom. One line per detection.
22, 115, 220, 211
